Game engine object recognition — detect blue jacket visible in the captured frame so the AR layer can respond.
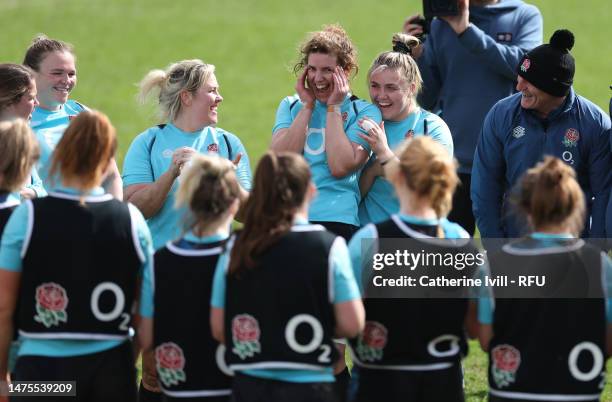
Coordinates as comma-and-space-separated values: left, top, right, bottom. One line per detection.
472, 89, 612, 238
417, 0, 542, 173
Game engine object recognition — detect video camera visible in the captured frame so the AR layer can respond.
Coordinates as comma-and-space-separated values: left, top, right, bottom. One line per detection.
415, 0, 459, 41
423, 0, 459, 19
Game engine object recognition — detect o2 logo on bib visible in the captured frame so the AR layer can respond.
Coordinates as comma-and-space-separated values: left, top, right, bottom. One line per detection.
285, 314, 332, 363
304, 128, 325, 155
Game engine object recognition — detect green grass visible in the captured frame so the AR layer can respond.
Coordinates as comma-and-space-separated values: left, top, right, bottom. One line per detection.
2, 0, 611, 398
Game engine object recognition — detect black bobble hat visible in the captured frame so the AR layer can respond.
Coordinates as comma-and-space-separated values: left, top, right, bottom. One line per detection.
517, 29, 575, 97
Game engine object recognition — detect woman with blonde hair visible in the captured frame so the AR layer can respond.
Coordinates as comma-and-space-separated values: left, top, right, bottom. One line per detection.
270, 24, 381, 240
210, 152, 364, 402
348, 136, 478, 402
23, 35, 122, 198
123, 59, 251, 251
358, 33, 452, 225
0, 118, 39, 242
0, 63, 46, 200
479, 156, 612, 402
0, 111, 153, 402
138, 155, 240, 402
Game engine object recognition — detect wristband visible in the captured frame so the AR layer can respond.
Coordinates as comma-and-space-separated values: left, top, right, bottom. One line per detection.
303, 102, 314, 110
327, 104, 341, 114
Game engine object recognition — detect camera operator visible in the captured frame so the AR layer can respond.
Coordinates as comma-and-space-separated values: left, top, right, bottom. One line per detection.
404, 0, 542, 235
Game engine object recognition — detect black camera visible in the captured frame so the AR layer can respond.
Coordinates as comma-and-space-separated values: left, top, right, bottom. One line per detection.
423, 0, 459, 18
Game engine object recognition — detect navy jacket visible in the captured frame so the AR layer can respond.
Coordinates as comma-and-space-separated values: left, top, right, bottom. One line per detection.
472, 89, 612, 238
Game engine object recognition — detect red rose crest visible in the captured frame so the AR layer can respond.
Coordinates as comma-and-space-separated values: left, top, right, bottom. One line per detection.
231, 314, 261, 360
491, 344, 521, 388
34, 282, 68, 328
155, 342, 187, 387
356, 321, 388, 362
341, 112, 348, 122
207, 143, 219, 153
405, 129, 415, 139
562, 128, 580, 148
520, 58, 531, 73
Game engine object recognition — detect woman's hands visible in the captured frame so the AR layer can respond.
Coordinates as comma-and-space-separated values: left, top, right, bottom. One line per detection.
169, 147, 196, 177
327, 67, 349, 106
296, 70, 315, 109
358, 118, 395, 165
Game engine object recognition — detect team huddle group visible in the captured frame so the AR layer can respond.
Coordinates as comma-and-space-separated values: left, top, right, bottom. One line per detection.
1, 0, 612, 401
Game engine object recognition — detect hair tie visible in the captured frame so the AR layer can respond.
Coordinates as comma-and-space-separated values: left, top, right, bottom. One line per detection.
392, 42, 412, 55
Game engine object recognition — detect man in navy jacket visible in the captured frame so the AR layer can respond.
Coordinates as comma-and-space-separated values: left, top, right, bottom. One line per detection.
472, 29, 612, 238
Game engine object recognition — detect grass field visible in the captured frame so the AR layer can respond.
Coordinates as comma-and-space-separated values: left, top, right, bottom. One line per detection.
2, 0, 612, 399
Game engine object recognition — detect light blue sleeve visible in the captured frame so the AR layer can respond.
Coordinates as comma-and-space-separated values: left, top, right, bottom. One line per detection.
476, 265, 494, 324
425, 114, 454, 157
210, 248, 230, 308
346, 102, 381, 152
0, 202, 30, 272
122, 131, 155, 186
227, 134, 252, 191
330, 237, 361, 303
602, 253, 612, 324
272, 97, 295, 134
347, 224, 378, 295
129, 204, 154, 318
26, 167, 47, 198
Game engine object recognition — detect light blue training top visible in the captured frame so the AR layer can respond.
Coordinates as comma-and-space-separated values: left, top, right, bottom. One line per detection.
30, 100, 86, 187
358, 109, 453, 225
0, 185, 154, 357
273, 94, 381, 227
210, 219, 361, 383
122, 123, 251, 250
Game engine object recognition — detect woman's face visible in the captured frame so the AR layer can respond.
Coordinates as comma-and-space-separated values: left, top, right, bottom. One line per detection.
306, 52, 339, 104
186, 73, 223, 127
368, 67, 413, 121
4, 81, 38, 121
35, 51, 77, 110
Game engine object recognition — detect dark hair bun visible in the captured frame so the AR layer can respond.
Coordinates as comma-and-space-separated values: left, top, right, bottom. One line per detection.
550, 29, 574, 52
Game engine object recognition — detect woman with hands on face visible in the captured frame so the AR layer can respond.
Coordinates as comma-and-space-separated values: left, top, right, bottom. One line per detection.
357, 33, 453, 225
270, 24, 382, 241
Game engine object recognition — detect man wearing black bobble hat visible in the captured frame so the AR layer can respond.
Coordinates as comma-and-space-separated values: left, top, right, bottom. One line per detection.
472, 29, 612, 238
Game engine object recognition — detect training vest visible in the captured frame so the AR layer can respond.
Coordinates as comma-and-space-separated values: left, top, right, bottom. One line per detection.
349, 218, 477, 371
487, 239, 606, 400
18, 192, 142, 339
153, 239, 232, 398
225, 225, 339, 371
